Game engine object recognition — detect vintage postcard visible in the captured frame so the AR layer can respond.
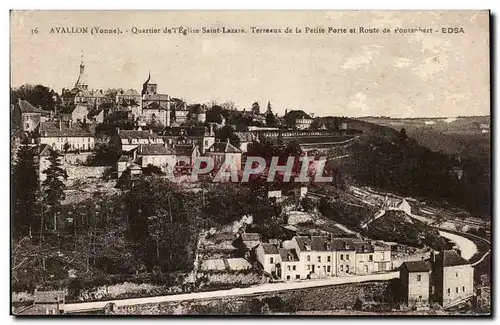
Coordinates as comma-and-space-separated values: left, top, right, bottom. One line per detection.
10, 10, 491, 316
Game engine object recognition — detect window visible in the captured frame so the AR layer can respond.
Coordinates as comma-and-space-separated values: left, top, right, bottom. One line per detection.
381, 254, 384, 261
346, 254, 350, 261
417, 275, 421, 282
419, 295, 422, 300
269, 257, 274, 264
327, 266, 331, 272
456, 272, 459, 277
25, 123, 29, 129
287, 265, 291, 271
318, 256, 321, 262
447, 288, 451, 295
456, 287, 459, 294
462, 286, 465, 292
292, 265, 296, 271
346, 265, 350, 273
340, 265, 344, 271
369, 255, 373, 261
327, 256, 331, 262
296, 274, 300, 279
340, 254, 344, 260
287, 275, 291, 280
307, 255, 311, 262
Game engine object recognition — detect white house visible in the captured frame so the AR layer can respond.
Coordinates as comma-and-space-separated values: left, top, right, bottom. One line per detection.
39, 120, 94, 152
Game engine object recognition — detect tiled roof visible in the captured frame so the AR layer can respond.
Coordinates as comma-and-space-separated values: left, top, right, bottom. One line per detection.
137, 144, 174, 155
143, 101, 165, 110
353, 242, 375, 254
402, 260, 431, 273
18, 100, 43, 114
87, 109, 103, 118
208, 141, 241, 154
241, 233, 260, 242
285, 110, 313, 120
261, 243, 279, 255
34, 290, 65, 304
119, 98, 140, 107
278, 248, 300, 262
295, 236, 332, 252
40, 121, 93, 137
119, 89, 140, 96
143, 94, 170, 101
436, 250, 470, 268
118, 130, 159, 140
174, 144, 196, 156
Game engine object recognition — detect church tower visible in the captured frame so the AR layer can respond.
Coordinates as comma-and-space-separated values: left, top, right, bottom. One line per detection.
75, 51, 88, 91
141, 71, 158, 96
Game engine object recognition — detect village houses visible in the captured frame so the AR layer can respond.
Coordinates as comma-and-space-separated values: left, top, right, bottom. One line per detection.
39, 120, 95, 152
256, 235, 392, 281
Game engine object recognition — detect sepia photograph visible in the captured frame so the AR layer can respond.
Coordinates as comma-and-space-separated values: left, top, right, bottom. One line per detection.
9, 10, 491, 316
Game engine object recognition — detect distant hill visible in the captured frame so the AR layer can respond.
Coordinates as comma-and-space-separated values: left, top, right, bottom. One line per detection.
326, 118, 490, 218
356, 116, 490, 159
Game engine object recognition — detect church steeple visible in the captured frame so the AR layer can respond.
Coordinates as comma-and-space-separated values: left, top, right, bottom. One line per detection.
75, 50, 88, 90
142, 70, 157, 96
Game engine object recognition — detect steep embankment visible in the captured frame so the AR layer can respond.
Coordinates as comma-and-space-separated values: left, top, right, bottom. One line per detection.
329, 118, 490, 218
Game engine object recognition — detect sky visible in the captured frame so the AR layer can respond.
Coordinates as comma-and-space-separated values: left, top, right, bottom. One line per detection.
10, 10, 490, 118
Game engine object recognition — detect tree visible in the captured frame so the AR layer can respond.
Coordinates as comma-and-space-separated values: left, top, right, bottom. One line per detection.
265, 101, 277, 127
12, 145, 40, 238
41, 149, 68, 237
63, 142, 71, 154
10, 84, 59, 111
217, 125, 241, 149
251, 102, 260, 115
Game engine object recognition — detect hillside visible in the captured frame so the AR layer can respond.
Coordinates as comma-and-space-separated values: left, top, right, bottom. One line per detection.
326, 119, 490, 218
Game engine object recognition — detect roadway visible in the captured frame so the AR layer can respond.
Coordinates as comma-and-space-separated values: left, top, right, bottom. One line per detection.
63, 272, 399, 313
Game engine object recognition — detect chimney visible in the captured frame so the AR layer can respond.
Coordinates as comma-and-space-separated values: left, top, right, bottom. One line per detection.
116, 127, 120, 134
68, 119, 73, 129
149, 128, 153, 135
58, 119, 62, 131
183, 102, 187, 110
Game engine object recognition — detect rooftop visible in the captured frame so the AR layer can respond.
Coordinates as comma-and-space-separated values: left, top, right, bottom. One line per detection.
18, 100, 43, 114
435, 250, 470, 268
136, 144, 174, 156
261, 243, 279, 255
118, 129, 159, 140
208, 141, 241, 154
34, 290, 65, 304
278, 248, 300, 262
241, 233, 260, 242
40, 121, 93, 138
402, 260, 432, 273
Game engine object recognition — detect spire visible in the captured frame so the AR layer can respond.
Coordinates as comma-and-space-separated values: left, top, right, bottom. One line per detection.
75, 50, 87, 89
144, 70, 151, 85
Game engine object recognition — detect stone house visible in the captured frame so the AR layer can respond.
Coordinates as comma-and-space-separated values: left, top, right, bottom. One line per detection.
400, 260, 432, 310
432, 250, 474, 308
16, 290, 65, 315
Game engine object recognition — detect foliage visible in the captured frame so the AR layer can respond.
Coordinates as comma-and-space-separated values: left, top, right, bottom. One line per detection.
12, 145, 41, 238
41, 149, 68, 236
11, 84, 59, 110
340, 130, 490, 218
265, 101, 277, 127
216, 125, 241, 149
86, 143, 119, 166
